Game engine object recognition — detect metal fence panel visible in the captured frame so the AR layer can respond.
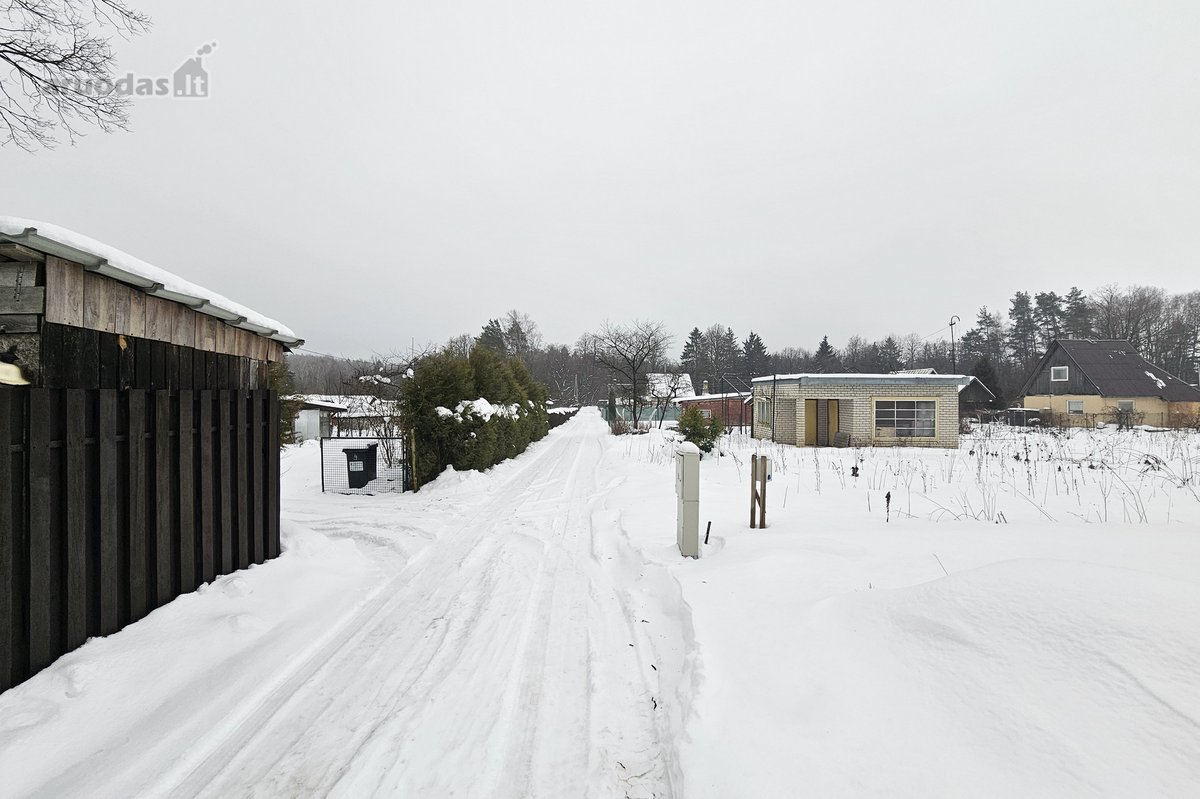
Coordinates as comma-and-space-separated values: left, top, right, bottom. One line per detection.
320, 436, 410, 494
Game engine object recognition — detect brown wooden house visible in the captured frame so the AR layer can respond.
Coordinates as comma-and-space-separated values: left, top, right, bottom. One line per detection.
1, 219, 302, 692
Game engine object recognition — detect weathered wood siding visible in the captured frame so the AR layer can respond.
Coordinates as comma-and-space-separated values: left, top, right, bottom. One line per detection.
0, 387, 279, 692
38, 323, 269, 391
43, 256, 284, 362
1023, 347, 1099, 397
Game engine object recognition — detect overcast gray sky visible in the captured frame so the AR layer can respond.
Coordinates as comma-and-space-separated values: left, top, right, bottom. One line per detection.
3, 0, 1199, 357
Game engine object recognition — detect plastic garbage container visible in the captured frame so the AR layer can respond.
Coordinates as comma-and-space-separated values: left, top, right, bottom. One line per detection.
343, 443, 378, 489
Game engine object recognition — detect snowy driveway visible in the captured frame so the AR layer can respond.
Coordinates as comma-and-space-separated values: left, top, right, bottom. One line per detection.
1, 409, 682, 798
179, 410, 673, 797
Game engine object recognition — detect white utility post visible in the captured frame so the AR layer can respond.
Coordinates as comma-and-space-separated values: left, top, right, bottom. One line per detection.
676, 442, 700, 558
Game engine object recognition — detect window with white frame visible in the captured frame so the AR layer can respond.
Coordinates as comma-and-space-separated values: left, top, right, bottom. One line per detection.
1067, 400, 1084, 414
1117, 400, 1134, 412
874, 400, 936, 437
756, 397, 771, 426
1050, 366, 1069, 382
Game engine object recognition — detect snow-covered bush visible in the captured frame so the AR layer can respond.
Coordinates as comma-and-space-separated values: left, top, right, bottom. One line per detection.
402, 346, 549, 487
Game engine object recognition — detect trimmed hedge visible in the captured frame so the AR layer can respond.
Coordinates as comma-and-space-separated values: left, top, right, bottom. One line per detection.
403, 346, 549, 487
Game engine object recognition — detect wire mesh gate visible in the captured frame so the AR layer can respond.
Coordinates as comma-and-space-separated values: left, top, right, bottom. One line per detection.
320, 436, 411, 494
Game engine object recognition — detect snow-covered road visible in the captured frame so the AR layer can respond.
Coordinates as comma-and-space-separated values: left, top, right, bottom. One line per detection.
1, 409, 685, 798
167, 408, 675, 798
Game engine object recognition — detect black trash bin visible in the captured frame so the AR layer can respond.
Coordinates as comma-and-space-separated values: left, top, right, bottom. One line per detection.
343, 443, 378, 489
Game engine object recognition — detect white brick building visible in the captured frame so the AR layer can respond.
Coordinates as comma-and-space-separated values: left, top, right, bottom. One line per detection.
751, 374, 971, 448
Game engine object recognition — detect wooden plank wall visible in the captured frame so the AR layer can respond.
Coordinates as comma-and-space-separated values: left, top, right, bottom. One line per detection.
0, 387, 279, 692
39, 323, 270, 391
43, 256, 285, 363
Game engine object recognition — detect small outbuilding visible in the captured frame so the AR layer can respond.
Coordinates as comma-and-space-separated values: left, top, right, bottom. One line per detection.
1, 218, 301, 692
676, 391, 752, 430
751, 373, 977, 448
292, 395, 348, 441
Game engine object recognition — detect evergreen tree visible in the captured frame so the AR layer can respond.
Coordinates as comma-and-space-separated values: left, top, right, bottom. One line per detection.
813, 335, 840, 372
970, 356, 1005, 409
268, 360, 302, 447
741, 331, 770, 380
875, 336, 904, 373
1033, 291, 1064, 349
1007, 291, 1040, 366
680, 327, 704, 386
504, 319, 530, 357
477, 319, 507, 355
1063, 287, 1093, 339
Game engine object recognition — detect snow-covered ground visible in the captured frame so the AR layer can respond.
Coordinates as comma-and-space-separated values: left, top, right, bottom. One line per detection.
608, 422, 1200, 797
0, 409, 683, 798
1, 410, 1198, 797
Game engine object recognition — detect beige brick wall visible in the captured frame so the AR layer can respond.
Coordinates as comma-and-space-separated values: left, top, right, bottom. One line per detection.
753, 382, 960, 448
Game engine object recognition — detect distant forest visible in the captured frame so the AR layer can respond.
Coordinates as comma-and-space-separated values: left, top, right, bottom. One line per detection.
288, 284, 1199, 409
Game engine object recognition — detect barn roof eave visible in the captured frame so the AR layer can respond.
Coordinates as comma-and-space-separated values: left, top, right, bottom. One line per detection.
0, 223, 304, 349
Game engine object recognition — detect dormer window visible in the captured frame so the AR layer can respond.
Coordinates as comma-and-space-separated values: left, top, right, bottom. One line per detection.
1051, 366, 1069, 382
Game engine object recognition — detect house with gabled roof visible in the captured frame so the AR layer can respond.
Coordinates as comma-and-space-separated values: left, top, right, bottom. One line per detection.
1019, 339, 1200, 426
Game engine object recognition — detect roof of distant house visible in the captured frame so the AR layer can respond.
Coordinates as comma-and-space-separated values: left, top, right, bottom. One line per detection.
751, 372, 971, 385
677, 391, 751, 403
292, 396, 349, 412
646, 372, 696, 399
0, 217, 301, 347
1019, 339, 1200, 402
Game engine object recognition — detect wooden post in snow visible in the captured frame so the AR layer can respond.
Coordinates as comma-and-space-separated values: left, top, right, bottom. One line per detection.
750, 454, 769, 528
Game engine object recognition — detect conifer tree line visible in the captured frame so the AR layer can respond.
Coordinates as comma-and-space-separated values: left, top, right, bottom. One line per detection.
287, 284, 1199, 411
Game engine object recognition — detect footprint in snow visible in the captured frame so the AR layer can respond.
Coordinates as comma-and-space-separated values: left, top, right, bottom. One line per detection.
0, 697, 59, 734
227, 613, 268, 634
64, 662, 95, 698
222, 576, 252, 598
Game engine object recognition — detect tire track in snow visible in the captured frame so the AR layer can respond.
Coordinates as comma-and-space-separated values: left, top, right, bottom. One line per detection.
160, 409, 675, 798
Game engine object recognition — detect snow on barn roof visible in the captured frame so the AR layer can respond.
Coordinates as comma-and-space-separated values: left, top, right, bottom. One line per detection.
0, 217, 301, 347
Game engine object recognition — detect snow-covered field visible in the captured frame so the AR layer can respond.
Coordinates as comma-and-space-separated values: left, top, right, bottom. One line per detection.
609, 421, 1200, 797
1, 410, 1198, 797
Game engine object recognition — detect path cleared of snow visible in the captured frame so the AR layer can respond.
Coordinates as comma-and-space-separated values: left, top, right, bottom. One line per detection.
0, 409, 685, 798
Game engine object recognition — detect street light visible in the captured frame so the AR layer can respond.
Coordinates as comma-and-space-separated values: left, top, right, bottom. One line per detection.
949, 315, 961, 372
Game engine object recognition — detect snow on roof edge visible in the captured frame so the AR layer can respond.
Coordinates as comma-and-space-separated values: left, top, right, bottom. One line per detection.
0, 216, 300, 345
750, 373, 971, 383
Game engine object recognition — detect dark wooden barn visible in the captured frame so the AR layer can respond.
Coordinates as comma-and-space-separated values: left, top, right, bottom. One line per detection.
0, 220, 302, 692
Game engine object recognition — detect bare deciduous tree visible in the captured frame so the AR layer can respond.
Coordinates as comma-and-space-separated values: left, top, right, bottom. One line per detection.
1, 0, 149, 149
648, 368, 687, 429
591, 320, 671, 426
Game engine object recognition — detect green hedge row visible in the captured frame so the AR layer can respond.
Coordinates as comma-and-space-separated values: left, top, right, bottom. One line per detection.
402, 346, 549, 488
